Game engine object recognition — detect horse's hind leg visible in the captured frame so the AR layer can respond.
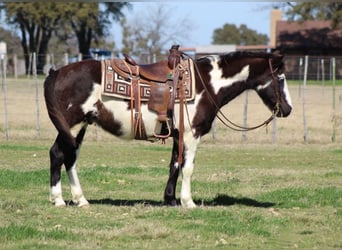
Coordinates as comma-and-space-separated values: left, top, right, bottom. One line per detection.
49, 126, 89, 207
49, 135, 67, 207
64, 125, 89, 207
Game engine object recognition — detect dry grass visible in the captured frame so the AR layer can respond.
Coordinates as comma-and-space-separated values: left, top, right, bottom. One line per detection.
1, 78, 342, 144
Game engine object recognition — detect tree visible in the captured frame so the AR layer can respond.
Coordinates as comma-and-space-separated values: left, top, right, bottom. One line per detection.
0, 26, 22, 75
121, 4, 192, 63
212, 23, 268, 46
63, 2, 130, 59
0, 27, 22, 56
275, 2, 342, 28
0, 2, 130, 74
1, 2, 64, 74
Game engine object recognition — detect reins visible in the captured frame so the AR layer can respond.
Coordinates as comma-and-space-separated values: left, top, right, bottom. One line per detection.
181, 52, 281, 132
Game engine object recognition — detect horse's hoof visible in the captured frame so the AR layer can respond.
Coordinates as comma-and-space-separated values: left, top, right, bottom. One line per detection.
164, 198, 180, 206
181, 199, 197, 209
53, 199, 66, 207
78, 203, 90, 209
76, 197, 90, 208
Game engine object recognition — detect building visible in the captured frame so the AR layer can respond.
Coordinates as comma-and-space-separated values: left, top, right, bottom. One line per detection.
275, 20, 342, 56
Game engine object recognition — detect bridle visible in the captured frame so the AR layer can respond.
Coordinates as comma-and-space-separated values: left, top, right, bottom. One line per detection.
182, 52, 282, 132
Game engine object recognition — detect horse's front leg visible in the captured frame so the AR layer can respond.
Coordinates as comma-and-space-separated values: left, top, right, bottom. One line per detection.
180, 132, 200, 208
164, 133, 181, 206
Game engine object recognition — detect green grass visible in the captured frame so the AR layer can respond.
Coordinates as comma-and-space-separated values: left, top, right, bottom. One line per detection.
0, 140, 341, 249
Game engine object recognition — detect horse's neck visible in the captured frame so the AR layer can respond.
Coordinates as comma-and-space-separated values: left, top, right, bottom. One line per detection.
218, 81, 250, 108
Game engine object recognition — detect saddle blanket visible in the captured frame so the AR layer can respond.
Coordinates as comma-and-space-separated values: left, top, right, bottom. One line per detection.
101, 58, 195, 102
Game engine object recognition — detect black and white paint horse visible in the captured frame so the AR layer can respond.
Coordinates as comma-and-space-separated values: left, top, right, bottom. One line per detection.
44, 50, 292, 208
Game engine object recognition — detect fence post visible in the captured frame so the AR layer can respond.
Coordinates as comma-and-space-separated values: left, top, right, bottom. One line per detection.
298, 57, 303, 98
1, 53, 9, 140
13, 54, 18, 79
242, 91, 248, 143
64, 53, 68, 66
331, 57, 336, 142
321, 58, 325, 87
212, 118, 217, 143
272, 117, 277, 143
302, 55, 308, 143
33, 52, 40, 139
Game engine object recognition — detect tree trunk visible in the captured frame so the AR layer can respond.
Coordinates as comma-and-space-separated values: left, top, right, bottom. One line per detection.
76, 22, 92, 60
37, 28, 52, 74
19, 23, 30, 75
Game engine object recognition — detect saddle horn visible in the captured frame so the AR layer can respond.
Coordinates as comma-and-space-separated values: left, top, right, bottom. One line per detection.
168, 45, 182, 69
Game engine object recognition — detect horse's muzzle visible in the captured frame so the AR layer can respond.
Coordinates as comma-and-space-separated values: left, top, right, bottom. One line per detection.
277, 103, 292, 118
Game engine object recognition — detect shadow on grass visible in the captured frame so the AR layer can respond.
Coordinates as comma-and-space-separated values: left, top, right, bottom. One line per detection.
87, 194, 275, 208
87, 198, 164, 207
200, 194, 275, 208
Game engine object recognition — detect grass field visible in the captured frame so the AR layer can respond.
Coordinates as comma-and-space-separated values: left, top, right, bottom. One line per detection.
0, 139, 341, 249
0, 78, 342, 249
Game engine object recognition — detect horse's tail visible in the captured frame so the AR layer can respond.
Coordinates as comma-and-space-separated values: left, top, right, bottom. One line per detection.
44, 68, 77, 148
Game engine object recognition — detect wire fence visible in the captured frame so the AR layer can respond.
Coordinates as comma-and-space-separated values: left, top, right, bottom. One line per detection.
1, 53, 342, 145
2, 53, 342, 79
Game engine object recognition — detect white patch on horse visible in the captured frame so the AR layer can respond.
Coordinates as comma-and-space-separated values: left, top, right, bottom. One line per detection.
70, 122, 86, 137
102, 96, 159, 139
256, 80, 272, 91
172, 91, 203, 131
279, 73, 292, 107
81, 83, 101, 116
210, 58, 250, 95
67, 103, 73, 110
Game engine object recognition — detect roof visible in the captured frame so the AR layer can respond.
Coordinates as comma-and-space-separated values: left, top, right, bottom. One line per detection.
195, 45, 236, 54
276, 20, 342, 49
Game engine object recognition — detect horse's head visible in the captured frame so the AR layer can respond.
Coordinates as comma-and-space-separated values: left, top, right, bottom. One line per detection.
253, 53, 292, 117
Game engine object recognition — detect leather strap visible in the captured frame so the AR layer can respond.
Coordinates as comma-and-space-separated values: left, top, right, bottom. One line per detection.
123, 60, 147, 140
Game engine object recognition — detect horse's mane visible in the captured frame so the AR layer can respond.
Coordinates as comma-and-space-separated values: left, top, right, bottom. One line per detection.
220, 51, 276, 61
195, 51, 284, 71
196, 51, 281, 64
219, 51, 284, 70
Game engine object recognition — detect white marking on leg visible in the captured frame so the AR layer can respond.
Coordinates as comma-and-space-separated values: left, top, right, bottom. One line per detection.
50, 180, 66, 207
180, 133, 201, 208
210, 57, 250, 94
67, 149, 89, 207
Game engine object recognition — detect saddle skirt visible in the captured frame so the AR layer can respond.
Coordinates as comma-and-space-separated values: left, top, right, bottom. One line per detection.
101, 58, 195, 102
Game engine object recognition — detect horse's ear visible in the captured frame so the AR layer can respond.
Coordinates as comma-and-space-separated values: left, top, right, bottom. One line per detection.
272, 50, 283, 59
272, 50, 284, 67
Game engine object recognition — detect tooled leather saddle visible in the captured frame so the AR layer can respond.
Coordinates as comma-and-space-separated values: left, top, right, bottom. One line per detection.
101, 45, 195, 140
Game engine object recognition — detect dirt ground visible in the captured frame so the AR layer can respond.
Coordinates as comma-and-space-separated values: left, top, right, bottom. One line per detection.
1, 78, 342, 145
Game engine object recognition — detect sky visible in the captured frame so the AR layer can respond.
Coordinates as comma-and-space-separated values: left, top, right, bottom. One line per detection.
111, 2, 279, 50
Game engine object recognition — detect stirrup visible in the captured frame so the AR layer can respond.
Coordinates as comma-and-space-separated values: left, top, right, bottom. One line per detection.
153, 120, 171, 139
